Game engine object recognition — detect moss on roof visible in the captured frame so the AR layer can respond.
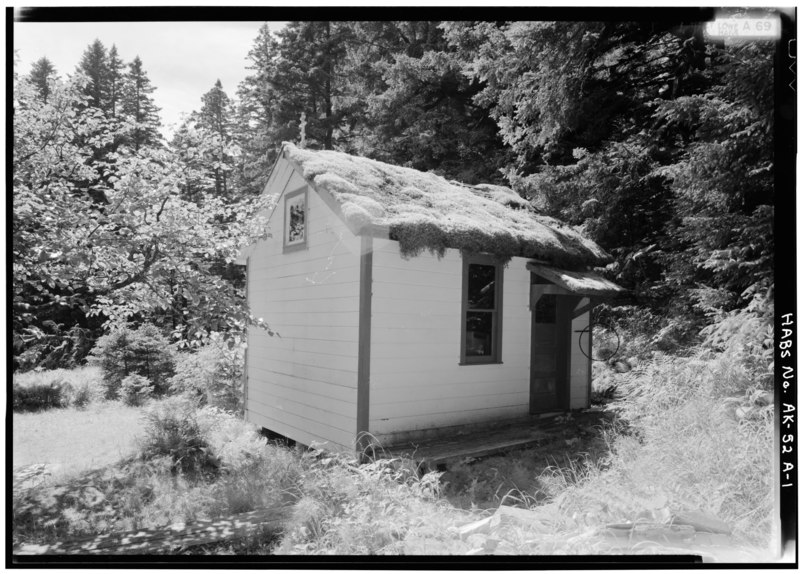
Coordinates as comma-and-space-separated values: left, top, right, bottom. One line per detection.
282, 143, 610, 267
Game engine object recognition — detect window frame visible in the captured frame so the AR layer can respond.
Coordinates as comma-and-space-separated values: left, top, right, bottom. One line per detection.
460, 253, 504, 365
283, 186, 309, 253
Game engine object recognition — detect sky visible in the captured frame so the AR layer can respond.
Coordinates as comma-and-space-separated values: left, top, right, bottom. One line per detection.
13, 20, 288, 138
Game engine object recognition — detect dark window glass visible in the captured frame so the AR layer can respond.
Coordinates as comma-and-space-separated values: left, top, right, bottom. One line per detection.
468, 264, 495, 309
465, 311, 493, 357
463, 260, 501, 362
535, 294, 557, 324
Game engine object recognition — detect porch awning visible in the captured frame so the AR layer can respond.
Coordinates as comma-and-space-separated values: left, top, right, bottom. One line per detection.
527, 263, 626, 298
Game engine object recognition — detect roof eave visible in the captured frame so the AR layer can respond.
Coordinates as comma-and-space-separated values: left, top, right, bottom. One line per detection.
527, 262, 626, 299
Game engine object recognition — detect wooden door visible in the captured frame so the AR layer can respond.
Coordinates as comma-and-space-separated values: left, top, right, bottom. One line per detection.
531, 294, 559, 412
530, 294, 580, 414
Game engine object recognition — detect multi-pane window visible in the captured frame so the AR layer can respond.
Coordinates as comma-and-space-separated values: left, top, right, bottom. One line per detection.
461, 255, 503, 364
283, 187, 308, 253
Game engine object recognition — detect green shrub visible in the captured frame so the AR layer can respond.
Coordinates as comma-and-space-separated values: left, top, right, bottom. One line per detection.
12, 378, 68, 412
69, 380, 95, 409
195, 406, 301, 515
13, 366, 104, 409
90, 324, 175, 400
14, 324, 94, 373
120, 374, 154, 407
169, 337, 244, 413
139, 397, 216, 477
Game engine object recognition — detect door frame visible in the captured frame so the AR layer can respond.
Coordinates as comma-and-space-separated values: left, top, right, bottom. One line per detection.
529, 280, 581, 414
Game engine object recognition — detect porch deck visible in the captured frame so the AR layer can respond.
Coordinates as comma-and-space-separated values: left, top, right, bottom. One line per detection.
376, 412, 587, 469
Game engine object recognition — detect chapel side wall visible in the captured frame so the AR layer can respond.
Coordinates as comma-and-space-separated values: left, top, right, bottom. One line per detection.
246, 169, 361, 451
368, 239, 532, 443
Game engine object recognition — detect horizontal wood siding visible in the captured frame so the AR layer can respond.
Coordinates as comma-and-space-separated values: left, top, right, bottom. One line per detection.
246, 162, 360, 452
368, 239, 531, 440
257, 156, 298, 224
570, 303, 591, 409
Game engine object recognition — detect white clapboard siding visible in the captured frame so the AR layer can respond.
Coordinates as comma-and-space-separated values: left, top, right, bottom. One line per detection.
371, 389, 530, 419
247, 399, 355, 454
369, 241, 532, 438
375, 405, 530, 440
570, 303, 591, 409
246, 165, 361, 451
253, 311, 360, 329
249, 360, 357, 391
257, 157, 293, 222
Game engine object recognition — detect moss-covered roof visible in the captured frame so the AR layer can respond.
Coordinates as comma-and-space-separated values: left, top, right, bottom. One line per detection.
282, 143, 610, 267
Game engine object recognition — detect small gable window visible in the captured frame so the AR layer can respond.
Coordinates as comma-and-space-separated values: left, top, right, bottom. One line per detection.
461, 254, 503, 364
283, 187, 308, 252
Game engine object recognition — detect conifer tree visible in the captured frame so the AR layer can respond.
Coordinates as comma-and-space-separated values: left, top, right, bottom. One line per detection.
77, 39, 110, 110
106, 45, 125, 118
120, 56, 162, 150
235, 23, 280, 195
195, 79, 236, 196
270, 21, 353, 150
28, 57, 58, 103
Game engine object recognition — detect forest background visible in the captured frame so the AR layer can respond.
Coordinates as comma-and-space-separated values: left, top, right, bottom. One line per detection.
13, 17, 776, 372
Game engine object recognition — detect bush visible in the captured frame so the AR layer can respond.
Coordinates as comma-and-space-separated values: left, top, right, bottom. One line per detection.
120, 374, 154, 407
537, 342, 775, 552
139, 397, 216, 477
13, 324, 95, 373
195, 406, 301, 515
13, 366, 104, 410
169, 336, 244, 413
90, 324, 175, 400
69, 380, 95, 409
12, 378, 68, 412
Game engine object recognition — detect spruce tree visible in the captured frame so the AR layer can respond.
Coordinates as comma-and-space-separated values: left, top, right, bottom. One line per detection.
77, 39, 110, 110
271, 21, 352, 150
106, 45, 125, 118
120, 56, 161, 150
235, 23, 280, 195
196, 80, 235, 196
28, 57, 58, 103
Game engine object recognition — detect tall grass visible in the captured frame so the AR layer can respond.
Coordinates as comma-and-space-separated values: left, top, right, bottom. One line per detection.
13, 366, 104, 410
13, 303, 776, 557
13, 400, 299, 548
274, 453, 467, 555
531, 348, 774, 553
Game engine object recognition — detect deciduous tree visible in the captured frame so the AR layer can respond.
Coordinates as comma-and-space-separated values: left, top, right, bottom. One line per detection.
13, 72, 270, 369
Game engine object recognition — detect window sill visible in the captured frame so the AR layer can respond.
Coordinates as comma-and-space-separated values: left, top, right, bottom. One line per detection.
459, 361, 504, 366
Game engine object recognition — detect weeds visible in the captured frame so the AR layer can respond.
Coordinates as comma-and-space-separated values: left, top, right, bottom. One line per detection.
530, 349, 774, 552
13, 321, 775, 558
273, 452, 464, 555
138, 397, 216, 477
13, 366, 104, 411
13, 404, 305, 553
168, 339, 244, 413
12, 379, 68, 412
